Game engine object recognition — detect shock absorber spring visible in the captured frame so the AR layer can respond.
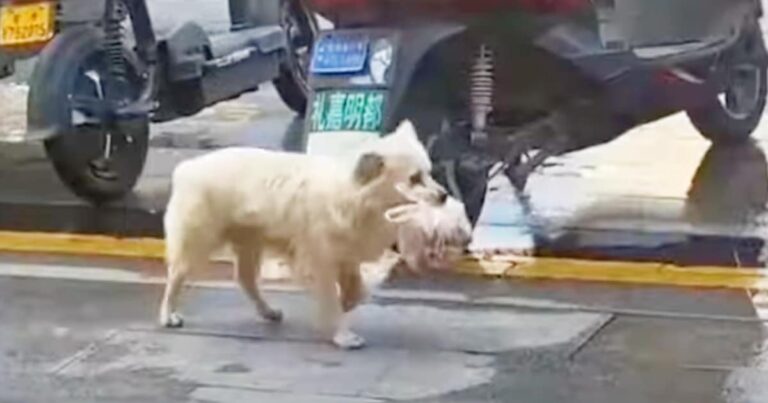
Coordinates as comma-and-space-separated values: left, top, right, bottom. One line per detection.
103, 0, 127, 80
470, 44, 494, 144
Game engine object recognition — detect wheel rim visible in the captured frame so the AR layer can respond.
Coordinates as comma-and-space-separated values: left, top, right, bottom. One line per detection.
68, 50, 144, 183
718, 63, 762, 120
280, 0, 318, 93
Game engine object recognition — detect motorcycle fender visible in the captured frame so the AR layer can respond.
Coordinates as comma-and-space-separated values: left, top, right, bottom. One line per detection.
228, 0, 281, 29
307, 22, 466, 134
380, 23, 466, 131
606, 0, 758, 48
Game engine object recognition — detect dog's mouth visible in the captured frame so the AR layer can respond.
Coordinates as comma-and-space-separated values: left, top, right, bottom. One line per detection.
393, 182, 447, 206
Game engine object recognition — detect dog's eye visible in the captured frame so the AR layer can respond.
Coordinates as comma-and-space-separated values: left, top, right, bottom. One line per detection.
409, 172, 423, 185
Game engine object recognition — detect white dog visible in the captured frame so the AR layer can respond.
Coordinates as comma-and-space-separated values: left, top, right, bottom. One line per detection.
158, 121, 452, 349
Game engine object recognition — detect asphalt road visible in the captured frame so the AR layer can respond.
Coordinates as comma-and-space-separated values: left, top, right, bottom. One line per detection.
0, 255, 766, 403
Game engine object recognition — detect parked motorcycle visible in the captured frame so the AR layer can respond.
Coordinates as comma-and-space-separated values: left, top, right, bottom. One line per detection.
303, 0, 768, 226
0, 0, 317, 203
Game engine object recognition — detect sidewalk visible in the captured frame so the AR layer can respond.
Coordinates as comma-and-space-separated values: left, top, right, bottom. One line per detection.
0, 258, 766, 403
1, 107, 767, 266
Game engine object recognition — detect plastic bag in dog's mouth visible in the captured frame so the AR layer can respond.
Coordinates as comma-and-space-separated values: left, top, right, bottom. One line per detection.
384, 203, 422, 223
385, 197, 473, 274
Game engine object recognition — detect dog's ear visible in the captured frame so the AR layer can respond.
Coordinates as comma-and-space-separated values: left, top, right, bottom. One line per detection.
392, 120, 419, 141
354, 152, 385, 184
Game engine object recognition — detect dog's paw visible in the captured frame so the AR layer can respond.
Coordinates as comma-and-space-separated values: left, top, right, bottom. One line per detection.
160, 312, 185, 328
261, 308, 284, 323
333, 330, 366, 350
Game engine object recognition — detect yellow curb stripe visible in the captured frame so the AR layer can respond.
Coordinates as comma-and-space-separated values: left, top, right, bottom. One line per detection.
0, 230, 765, 290
0, 231, 165, 260
456, 256, 768, 290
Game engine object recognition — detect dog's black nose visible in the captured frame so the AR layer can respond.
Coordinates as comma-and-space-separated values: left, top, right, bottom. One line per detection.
437, 190, 448, 204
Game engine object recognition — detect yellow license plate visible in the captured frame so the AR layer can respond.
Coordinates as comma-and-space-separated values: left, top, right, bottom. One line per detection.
0, 2, 55, 46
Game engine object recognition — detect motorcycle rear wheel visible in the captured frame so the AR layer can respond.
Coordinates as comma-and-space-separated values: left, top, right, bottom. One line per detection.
686, 29, 768, 144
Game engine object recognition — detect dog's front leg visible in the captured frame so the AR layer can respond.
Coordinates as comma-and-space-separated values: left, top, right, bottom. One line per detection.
233, 242, 283, 323
308, 261, 366, 350
338, 265, 366, 313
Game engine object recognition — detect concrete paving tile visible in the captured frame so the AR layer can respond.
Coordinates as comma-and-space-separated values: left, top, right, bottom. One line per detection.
364, 350, 495, 401
346, 304, 610, 354
283, 347, 400, 396
191, 387, 383, 403
168, 287, 610, 354
54, 331, 495, 401
724, 368, 768, 403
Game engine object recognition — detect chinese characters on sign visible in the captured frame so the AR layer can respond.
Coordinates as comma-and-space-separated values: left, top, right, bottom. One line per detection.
311, 35, 369, 74
311, 91, 385, 132
312, 41, 368, 73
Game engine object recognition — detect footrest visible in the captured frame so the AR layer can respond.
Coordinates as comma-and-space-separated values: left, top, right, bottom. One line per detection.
208, 25, 286, 59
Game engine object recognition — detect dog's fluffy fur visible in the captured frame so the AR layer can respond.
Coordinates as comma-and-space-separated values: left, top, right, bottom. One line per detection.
158, 121, 450, 349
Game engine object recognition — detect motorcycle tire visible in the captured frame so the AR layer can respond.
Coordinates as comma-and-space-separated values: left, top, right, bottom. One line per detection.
274, 0, 318, 115
431, 157, 489, 227
274, 67, 308, 115
28, 26, 149, 205
404, 115, 490, 228
686, 30, 768, 144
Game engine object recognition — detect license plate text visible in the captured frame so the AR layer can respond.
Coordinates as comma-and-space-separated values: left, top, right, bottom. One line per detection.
0, 2, 55, 46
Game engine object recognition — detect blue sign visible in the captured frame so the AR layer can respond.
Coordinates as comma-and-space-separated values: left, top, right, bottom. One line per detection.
310, 34, 369, 74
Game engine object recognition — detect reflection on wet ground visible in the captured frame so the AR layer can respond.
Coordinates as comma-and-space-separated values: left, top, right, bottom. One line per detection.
686, 142, 768, 227
474, 128, 768, 268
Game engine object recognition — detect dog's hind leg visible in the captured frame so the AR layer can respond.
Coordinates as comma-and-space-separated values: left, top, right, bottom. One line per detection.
233, 242, 283, 322
159, 256, 198, 328
159, 224, 215, 328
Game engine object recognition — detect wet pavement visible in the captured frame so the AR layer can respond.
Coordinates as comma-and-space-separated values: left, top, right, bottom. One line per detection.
0, 1, 767, 266
0, 256, 767, 403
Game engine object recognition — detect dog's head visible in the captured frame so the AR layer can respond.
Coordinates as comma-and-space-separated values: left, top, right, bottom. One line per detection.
352, 120, 447, 207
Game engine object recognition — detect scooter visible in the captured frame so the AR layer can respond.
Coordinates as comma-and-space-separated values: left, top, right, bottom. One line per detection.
0, 0, 317, 203
302, 0, 768, 226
